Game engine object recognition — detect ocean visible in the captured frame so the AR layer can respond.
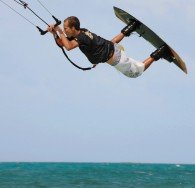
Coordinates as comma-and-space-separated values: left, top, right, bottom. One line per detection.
0, 163, 195, 187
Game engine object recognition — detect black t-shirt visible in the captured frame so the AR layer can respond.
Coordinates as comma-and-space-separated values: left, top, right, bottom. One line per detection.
74, 29, 114, 64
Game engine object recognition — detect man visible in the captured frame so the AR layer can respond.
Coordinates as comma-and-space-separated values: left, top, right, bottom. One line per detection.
48, 16, 170, 78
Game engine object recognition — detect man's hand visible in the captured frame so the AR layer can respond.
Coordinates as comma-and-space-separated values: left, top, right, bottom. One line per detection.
47, 24, 63, 35
47, 24, 56, 34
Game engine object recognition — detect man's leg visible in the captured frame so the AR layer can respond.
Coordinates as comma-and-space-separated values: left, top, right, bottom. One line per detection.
111, 21, 138, 43
111, 33, 125, 44
143, 45, 171, 71
143, 57, 155, 71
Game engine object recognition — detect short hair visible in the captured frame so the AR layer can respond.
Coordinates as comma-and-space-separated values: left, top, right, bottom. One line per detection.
64, 16, 80, 30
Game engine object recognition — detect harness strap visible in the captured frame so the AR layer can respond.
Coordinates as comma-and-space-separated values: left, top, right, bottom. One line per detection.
54, 35, 96, 71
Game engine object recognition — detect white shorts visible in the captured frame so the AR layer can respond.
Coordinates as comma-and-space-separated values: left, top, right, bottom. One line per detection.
113, 46, 145, 78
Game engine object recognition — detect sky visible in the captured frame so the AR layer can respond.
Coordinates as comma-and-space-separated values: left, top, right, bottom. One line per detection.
0, 0, 195, 164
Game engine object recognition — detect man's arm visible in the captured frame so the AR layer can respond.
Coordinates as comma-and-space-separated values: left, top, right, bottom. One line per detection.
57, 30, 79, 51
53, 33, 63, 47
48, 25, 79, 51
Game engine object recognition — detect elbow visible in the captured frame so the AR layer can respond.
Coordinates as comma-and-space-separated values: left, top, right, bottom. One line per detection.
62, 43, 72, 51
65, 44, 74, 51
65, 46, 71, 51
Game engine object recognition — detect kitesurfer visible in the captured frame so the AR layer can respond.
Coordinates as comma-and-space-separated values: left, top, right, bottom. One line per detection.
48, 16, 169, 78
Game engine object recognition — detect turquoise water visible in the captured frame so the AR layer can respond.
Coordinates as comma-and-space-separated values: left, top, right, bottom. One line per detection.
0, 163, 195, 187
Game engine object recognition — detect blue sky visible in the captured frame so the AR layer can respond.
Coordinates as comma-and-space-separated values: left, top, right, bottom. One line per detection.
0, 0, 195, 164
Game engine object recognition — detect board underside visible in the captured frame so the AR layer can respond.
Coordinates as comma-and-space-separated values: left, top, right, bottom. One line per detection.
114, 6, 187, 74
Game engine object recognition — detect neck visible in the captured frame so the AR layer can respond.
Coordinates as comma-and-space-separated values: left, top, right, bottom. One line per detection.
73, 29, 80, 37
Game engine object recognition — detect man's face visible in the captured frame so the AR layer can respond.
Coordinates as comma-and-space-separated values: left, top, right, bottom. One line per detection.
63, 20, 75, 37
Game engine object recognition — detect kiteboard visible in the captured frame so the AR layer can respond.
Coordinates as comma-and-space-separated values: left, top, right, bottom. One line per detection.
114, 6, 187, 74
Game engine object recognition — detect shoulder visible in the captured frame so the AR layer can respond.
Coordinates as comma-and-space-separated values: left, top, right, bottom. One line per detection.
75, 29, 94, 45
